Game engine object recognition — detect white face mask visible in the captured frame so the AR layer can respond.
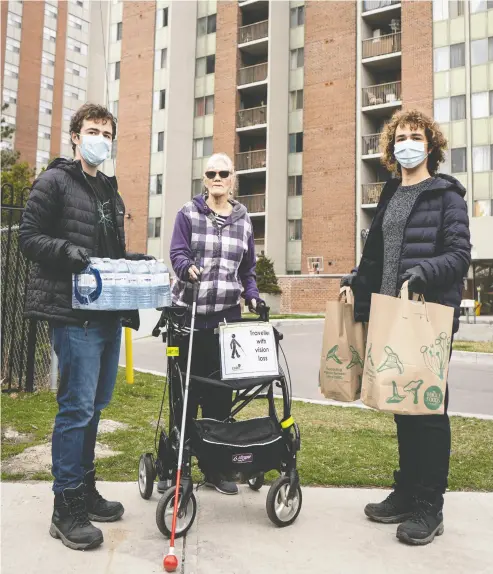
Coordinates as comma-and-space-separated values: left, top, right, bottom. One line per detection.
79, 134, 112, 166
394, 140, 428, 170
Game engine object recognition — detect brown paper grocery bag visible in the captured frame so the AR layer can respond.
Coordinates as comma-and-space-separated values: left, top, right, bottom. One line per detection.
319, 287, 366, 402
361, 282, 453, 415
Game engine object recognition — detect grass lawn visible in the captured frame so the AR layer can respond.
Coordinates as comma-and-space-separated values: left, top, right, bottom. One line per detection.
452, 340, 493, 354
2, 370, 493, 491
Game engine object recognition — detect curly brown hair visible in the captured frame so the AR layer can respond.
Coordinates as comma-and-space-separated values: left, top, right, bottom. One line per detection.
380, 109, 447, 176
69, 103, 117, 154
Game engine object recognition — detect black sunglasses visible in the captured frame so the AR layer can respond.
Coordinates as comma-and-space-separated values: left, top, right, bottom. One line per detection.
205, 170, 230, 180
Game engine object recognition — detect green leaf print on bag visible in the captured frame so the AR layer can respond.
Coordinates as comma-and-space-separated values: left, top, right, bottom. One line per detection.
377, 346, 404, 374
404, 380, 424, 405
346, 346, 364, 370
366, 343, 374, 368
386, 381, 406, 404
420, 333, 451, 381
326, 345, 343, 365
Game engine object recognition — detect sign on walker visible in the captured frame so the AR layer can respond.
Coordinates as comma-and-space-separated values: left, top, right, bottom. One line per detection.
219, 322, 279, 380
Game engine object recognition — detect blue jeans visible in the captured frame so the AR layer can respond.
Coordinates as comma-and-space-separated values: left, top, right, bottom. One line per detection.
51, 319, 122, 493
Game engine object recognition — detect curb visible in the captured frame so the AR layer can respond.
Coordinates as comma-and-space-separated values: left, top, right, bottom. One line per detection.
452, 350, 493, 365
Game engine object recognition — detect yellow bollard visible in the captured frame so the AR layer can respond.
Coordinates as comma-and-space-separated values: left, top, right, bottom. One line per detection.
125, 327, 134, 384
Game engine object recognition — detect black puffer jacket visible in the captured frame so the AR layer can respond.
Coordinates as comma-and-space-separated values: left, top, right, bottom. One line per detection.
353, 174, 471, 334
19, 158, 139, 329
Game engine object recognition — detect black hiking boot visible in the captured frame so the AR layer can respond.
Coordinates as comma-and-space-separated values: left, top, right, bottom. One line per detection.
205, 474, 238, 495
396, 499, 444, 545
364, 490, 415, 524
50, 484, 103, 551
84, 469, 124, 522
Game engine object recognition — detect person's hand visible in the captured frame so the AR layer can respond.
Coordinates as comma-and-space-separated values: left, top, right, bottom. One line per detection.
188, 265, 201, 282
126, 252, 155, 261
64, 243, 91, 273
401, 266, 427, 294
248, 298, 257, 313
340, 273, 356, 288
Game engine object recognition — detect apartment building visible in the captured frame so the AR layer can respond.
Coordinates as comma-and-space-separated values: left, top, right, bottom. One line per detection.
2, 1, 492, 314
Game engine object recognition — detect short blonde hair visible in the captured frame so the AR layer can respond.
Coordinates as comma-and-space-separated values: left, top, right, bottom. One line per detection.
203, 153, 238, 196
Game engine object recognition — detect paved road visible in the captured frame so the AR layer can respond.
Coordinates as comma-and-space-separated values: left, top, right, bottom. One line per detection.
120, 321, 493, 417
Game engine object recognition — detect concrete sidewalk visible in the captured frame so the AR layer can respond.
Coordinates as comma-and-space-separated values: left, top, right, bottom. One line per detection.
2, 482, 492, 574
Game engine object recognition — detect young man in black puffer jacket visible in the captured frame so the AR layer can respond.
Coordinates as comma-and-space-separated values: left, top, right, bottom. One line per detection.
20, 103, 152, 551
342, 109, 471, 546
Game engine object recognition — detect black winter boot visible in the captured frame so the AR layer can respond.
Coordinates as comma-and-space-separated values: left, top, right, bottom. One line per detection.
50, 484, 103, 550
396, 498, 444, 545
84, 469, 124, 522
364, 489, 415, 524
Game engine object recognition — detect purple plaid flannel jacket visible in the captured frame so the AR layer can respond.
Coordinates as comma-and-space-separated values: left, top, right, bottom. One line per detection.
170, 195, 260, 317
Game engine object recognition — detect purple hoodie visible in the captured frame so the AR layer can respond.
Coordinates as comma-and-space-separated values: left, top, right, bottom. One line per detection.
170, 195, 260, 327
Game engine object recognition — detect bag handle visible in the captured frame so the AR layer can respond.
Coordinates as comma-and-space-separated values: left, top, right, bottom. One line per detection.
339, 286, 354, 305
399, 281, 429, 322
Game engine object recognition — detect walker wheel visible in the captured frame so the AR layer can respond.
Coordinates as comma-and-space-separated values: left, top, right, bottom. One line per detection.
138, 453, 155, 500
156, 487, 197, 539
247, 474, 265, 491
266, 476, 302, 527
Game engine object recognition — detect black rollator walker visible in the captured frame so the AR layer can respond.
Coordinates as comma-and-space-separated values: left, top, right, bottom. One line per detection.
138, 282, 302, 572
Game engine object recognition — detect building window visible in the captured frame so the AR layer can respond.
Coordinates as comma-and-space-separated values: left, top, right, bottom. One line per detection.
114, 61, 121, 80
451, 148, 466, 173
471, 0, 493, 13
290, 6, 305, 28
150, 174, 163, 196
38, 127, 51, 140
196, 55, 216, 77
451, 95, 466, 121
474, 200, 492, 217
194, 95, 214, 116
2, 89, 17, 105
288, 175, 303, 197
450, 0, 465, 18
67, 38, 88, 55
44, 4, 57, 19
40, 100, 53, 115
450, 43, 465, 68
290, 48, 304, 70
4, 63, 19, 79
116, 22, 122, 41
8, 12, 22, 27
434, 97, 450, 123
36, 150, 50, 166
288, 220, 302, 241
63, 108, 73, 121
64, 85, 86, 100
158, 7, 168, 28
472, 91, 489, 119
154, 89, 166, 110
192, 179, 203, 196
154, 131, 164, 152
433, 46, 449, 72
148, 217, 162, 239
289, 90, 304, 111
197, 14, 216, 36
66, 61, 87, 77
42, 52, 56, 66
490, 90, 493, 115
41, 75, 54, 91
158, 48, 168, 69
472, 146, 490, 172
43, 27, 57, 42
68, 14, 85, 31
6, 37, 21, 53
471, 38, 488, 66
193, 137, 213, 158
289, 132, 303, 153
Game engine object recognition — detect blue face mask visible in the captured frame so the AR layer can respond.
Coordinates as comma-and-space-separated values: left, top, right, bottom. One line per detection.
78, 134, 111, 166
394, 140, 428, 170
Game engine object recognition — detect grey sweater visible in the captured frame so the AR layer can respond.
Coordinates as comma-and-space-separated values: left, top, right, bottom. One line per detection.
380, 177, 435, 296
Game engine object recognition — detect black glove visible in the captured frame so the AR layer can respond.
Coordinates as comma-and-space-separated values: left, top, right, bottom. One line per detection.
126, 252, 156, 261
340, 273, 356, 288
64, 243, 91, 273
247, 297, 264, 314
401, 266, 427, 294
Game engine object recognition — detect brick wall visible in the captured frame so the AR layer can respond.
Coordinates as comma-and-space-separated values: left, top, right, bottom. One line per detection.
302, 2, 357, 276
15, 1, 44, 168
213, 1, 239, 161
50, 0, 68, 158
278, 276, 341, 314
118, 1, 156, 254
401, 0, 433, 116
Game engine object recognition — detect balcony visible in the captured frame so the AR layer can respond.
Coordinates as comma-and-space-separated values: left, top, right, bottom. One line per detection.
237, 105, 267, 129
238, 62, 268, 87
239, 20, 268, 44
362, 182, 385, 206
362, 81, 401, 109
362, 133, 382, 156
236, 149, 267, 171
237, 194, 266, 214
363, 32, 401, 59
363, 0, 400, 13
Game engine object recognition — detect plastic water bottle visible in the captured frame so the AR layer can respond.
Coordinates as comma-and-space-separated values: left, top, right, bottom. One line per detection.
74, 265, 97, 309
127, 261, 139, 309
155, 259, 170, 308
135, 260, 153, 308
114, 259, 131, 309
100, 258, 116, 309
146, 259, 158, 308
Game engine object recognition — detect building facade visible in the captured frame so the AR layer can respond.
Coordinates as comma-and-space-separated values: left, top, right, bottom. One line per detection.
2, 0, 493, 313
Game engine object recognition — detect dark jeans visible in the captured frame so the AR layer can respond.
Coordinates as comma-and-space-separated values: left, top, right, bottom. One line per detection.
394, 386, 450, 503
178, 329, 232, 422
51, 319, 122, 493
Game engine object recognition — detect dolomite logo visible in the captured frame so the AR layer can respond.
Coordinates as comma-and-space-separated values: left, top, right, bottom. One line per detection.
232, 453, 253, 464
